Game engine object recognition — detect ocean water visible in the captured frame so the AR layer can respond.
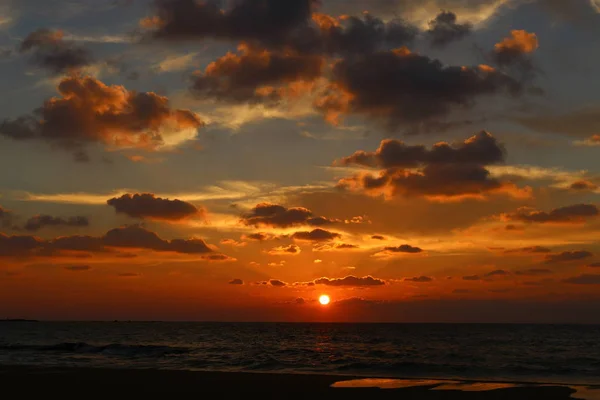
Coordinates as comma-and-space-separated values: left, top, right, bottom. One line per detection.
1, 322, 599, 385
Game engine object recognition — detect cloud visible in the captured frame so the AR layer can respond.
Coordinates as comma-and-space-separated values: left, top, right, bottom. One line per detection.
229, 278, 244, 285
313, 275, 386, 286
64, 265, 91, 272
190, 43, 324, 105
570, 180, 598, 191
304, 13, 418, 55
295, 297, 306, 304
562, 274, 600, 285
484, 269, 509, 277
425, 11, 472, 47
371, 235, 386, 240
291, 229, 341, 242
574, 135, 600, 147
19, 29, 93, 75
0, 225, 226, 260
242, 232, 275, 241
492, 30, 539, 71
405, 276, 433, 283
144, 0, 316, 44
505, 246, 552, 254
383, 245, 424, 254
0, 206, 15, 228
314, 48, 521, 130
337, 131, 528, 201
268, 244, 301, 256
463, 275, 481, 281
24, 215, 89, 232
241, 203, 335, 228
107, 193, 202, 221
155, 52, 199, 72
504, 204, 599, 224
0, 75, 203, 156
514, 268, 553, 276
268, 279, 287, 287
589, 262, 600, 268
545, 251, 593, 264
313, 243, 360, 252
220, 239, 247, 247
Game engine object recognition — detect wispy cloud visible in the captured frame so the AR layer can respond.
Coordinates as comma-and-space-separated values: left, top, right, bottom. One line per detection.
14, 181, 333, 206
154, 52, 200, 72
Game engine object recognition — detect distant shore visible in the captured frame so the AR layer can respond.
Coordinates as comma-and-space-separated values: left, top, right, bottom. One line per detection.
0, 366, 590, 398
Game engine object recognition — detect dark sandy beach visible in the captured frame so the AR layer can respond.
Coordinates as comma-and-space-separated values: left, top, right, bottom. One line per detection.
0, 366, 591, 399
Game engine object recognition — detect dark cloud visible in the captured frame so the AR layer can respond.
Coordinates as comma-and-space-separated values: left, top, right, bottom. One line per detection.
589, 262, 600, 268
314, 275, 386, 286
190, 44, 324, 104
383, 245, 423, 254
0, 233, 44, 257
268, 244, 301, 255
0, 225, 225, 260
405, 276, 433, 283
229, 278, 244, 285
64, 265, 91, 272
107, 193, 202, 221
505, 204, 599, 224
484, 269, 509, 277
426, 11, 472, 48
0, 206, 15, 229
242, 203, 335, 228
514, 268, 553, 276
145, 0, 317, 44
562, 274, 600, 285
269, 279, 287, 287
337, 131, 525, 201
146, 0, 417, 55
295, 297, 306, 304
304, 13, 417, 55
242, 232, 275, 241
463, 275, 481, 281
19, 29, 93, 75
24, 215, 89, 232
315, 48, 522, 131
0, 75, 203, 153
291, 229, 341, 242
545, 250, 593, 264
505, 246, 552, 254
339, 130, 505, 168
570, 181, 598, 191
371, 235, 386, 240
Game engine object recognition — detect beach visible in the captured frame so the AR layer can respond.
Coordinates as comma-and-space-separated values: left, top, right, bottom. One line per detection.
0, 366, 590, 398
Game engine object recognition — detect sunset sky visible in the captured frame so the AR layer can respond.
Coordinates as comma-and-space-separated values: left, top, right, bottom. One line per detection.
1, 0, 600, 323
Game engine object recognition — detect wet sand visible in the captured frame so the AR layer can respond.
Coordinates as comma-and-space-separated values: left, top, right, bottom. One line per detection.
0, 366, 592, 399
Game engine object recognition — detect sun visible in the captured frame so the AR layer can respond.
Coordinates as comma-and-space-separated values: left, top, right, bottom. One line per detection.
319, 295, 331, 305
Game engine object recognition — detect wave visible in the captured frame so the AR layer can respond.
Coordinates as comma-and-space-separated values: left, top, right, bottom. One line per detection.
0, 342, 190, 357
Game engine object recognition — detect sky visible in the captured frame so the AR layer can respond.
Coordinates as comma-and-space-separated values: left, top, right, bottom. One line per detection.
1, 0, 600, 323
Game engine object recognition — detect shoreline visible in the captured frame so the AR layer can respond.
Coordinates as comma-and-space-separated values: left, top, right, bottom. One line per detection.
0, 366, 595, 398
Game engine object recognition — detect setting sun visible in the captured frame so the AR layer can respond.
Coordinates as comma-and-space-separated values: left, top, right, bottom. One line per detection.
319, 295, 331, 305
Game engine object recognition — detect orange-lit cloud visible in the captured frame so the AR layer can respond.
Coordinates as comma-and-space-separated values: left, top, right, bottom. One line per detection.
241, 203, 336, 228
291, 229, 341, 242
336, 131, 530, 201
267, 244, 301, 256
503, 204, 599, 224
190, 43, 324, 104
0, 75, 203, 157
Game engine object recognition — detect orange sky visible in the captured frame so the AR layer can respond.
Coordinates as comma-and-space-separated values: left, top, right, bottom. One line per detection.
1, 0, 600, 322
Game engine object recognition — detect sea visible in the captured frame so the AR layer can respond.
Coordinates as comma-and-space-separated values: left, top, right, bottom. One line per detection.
1, 322, 599, 385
